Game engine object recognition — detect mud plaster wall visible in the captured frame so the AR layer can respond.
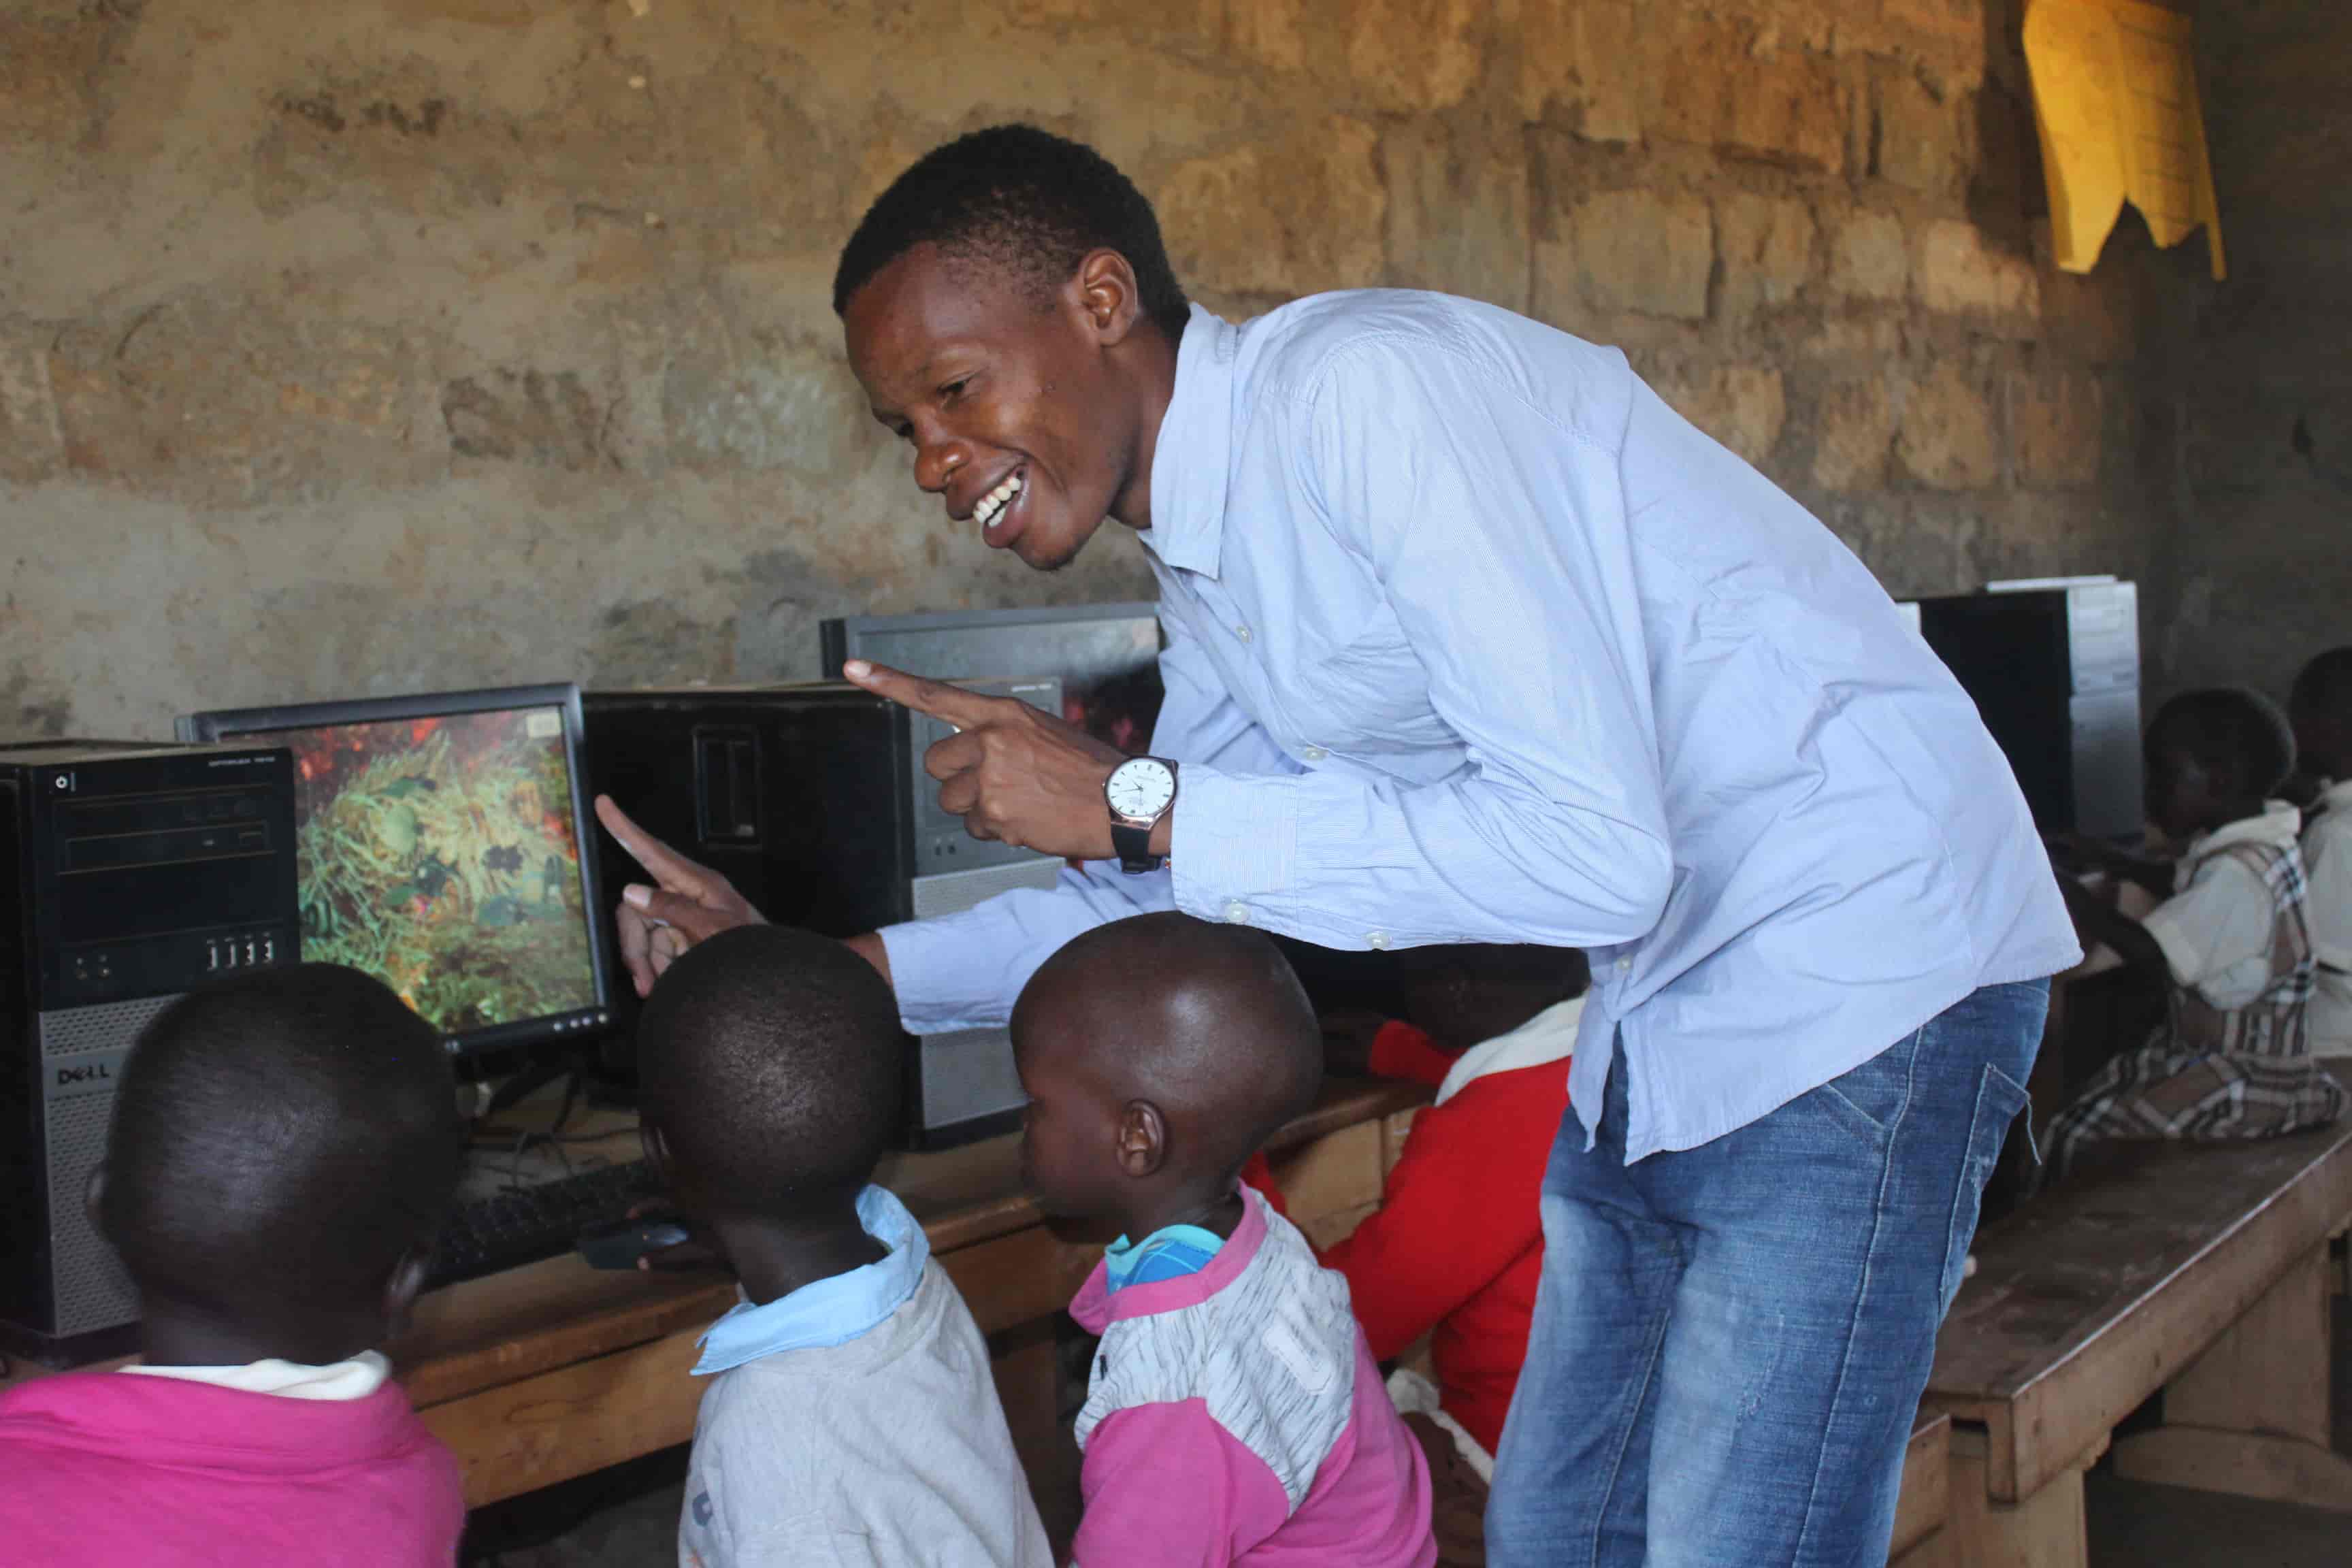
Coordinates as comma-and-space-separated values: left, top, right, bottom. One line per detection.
3, 0, 2169, 742
2138, 0, 2352, 702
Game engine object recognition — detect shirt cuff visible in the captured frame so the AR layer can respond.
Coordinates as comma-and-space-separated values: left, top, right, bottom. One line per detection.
876, 917, 1008, 1036
1171, 765, 1300, 922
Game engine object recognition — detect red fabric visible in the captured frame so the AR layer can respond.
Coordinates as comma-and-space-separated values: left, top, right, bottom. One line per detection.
1237, 1149, 1290, 1217
1318, 1057, 1571, 1458
0, 1371, 464, 1567
1367, 1020, 1457, 1088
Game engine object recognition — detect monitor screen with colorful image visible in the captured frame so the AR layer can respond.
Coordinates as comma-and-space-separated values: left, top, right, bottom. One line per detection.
178, 685, 611, 1052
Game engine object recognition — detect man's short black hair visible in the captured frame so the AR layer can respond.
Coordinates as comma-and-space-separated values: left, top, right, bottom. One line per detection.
2146, 687, 2297, 798
99, 964, 462, 1322
2291, 647, 2352, 723
832, 124, 1190, 342
636, 926, 903, 1214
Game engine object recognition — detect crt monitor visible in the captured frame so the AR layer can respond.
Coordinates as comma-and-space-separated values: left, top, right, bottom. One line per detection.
822, 602, 1164, 752
176, 685, 613, 1054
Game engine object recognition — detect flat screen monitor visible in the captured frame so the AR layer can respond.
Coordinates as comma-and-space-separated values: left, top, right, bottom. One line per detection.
822, 602, 1164, 753
177, 685, 612, 1054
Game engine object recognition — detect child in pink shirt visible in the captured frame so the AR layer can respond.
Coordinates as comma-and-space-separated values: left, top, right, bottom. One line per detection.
1012, 913, 1435, 1568
0, 965, 467, 1567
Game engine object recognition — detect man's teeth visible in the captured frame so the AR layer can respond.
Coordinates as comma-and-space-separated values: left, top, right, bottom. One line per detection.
973, 472, 1024, 528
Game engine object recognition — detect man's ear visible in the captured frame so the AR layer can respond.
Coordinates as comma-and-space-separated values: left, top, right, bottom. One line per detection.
1116, 1098, 1167, 1179
1073, 248, 1142, 346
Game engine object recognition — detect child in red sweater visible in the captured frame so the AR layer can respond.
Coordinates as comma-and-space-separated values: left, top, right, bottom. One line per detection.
1252, 944, 1584, 1563
1315, 947, 1586, 1460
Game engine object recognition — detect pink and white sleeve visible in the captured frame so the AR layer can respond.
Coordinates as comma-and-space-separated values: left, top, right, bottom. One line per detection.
1071, 1399, 1290, 1568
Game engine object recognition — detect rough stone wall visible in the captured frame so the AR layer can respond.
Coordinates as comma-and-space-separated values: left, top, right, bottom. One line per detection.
2139, 0, 2352, 702
3, 0, 2155, 742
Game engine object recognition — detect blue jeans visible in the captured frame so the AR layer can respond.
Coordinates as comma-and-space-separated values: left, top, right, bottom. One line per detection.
1487, 980, 2046, 1567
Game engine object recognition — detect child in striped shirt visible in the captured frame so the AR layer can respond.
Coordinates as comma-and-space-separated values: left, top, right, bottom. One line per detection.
1011, 913, 1435, 1568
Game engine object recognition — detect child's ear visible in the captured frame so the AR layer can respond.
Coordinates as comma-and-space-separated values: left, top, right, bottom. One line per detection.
1116, 1099, 1167, 1179
380, 1246, 432, 1341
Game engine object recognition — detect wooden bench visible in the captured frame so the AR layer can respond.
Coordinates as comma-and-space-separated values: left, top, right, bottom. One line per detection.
1923, 1116, 2352, 1567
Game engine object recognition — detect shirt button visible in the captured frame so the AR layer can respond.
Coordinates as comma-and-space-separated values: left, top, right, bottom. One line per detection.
1223, 901, 1251, 925
1616, 957, 1631, 974
1367, 932, 1390, 950
1300, 745, 1327, 762
1234, 624, 1253, 643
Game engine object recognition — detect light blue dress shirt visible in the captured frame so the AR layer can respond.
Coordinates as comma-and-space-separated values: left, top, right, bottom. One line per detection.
691, 1184, 928, 1375
880, 292, 2080, 1161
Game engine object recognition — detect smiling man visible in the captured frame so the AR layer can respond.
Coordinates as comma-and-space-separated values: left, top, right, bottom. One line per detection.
602, 125, 2081, 1567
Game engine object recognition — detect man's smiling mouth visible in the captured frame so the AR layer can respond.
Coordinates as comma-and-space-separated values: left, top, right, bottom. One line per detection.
973, 469, 1024, 532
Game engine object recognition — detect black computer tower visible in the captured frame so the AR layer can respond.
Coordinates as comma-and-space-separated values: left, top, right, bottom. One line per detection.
0, 740, 299, 1363
581, 681, 1063, 1147
1917, 582, 2142, 840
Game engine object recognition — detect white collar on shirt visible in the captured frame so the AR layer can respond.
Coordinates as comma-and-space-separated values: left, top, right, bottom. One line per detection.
118, 1348, 390, 1401
2315, 779, 2352, 819
1435, 995, 1588, 1107
2183, 800, 2304, 868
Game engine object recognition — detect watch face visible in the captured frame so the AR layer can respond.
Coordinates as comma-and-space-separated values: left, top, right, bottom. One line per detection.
1107, 757, 1177, 821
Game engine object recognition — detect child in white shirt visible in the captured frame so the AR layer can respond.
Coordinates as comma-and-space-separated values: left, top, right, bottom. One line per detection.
636, 926, 1051, 1568
2044, 689, 2345, 1180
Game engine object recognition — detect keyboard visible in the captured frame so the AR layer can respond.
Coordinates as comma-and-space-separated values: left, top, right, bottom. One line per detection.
427, 1160, 663, 1288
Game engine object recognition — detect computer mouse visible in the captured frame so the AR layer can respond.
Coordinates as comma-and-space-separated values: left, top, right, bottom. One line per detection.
576, 1213, 692, 1271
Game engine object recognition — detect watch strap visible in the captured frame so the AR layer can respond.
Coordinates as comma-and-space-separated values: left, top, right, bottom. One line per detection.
1111, 820, 1163, 875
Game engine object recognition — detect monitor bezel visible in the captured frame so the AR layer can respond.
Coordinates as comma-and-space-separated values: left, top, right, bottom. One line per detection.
177, 683, 615, 1056
821, 600, 1162, 678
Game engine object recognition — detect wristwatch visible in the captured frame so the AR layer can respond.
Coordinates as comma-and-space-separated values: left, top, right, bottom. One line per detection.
1104, 756, 1179, 874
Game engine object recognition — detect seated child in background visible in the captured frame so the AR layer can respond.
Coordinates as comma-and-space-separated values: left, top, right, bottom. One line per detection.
635, 925, 1050, 1568
2044, 689, 2347, 1181
0, 965, 468, 1567
1316, 947, 1588, 1479
2290, 647, 2352, 1060
1012, 913, 1435, 1568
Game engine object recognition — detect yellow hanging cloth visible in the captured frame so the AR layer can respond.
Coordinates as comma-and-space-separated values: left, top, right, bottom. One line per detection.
2023, 0, 2225, 278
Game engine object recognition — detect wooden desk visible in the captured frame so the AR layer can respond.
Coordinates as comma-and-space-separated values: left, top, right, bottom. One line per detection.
394, 1078, 1430, 1511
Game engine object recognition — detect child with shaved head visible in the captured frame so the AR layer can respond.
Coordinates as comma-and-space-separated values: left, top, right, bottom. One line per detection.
0, 964, 466, 1567
636, 925, 1049, 1568
1012, 912, 1435, 1568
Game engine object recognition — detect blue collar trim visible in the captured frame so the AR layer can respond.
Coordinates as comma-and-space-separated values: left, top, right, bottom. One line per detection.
691, 1185, 929, 1375
1103, 1222, 1226, 1293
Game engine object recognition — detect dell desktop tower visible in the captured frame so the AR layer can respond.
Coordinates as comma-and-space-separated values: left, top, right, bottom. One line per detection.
582, 681, 1064, 1147
0, 740, 299, 1363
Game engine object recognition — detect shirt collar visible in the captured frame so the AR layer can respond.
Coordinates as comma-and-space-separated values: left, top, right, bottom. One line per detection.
1068, 1184, 1269, 1333
2184, 800, 2304, 866
691, 1185, 929, 1376
1435, 994, 1588, 1107
119, 1350, 390, 1402
1140, 303, 1238, 580
2318, 779, 2352, 816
